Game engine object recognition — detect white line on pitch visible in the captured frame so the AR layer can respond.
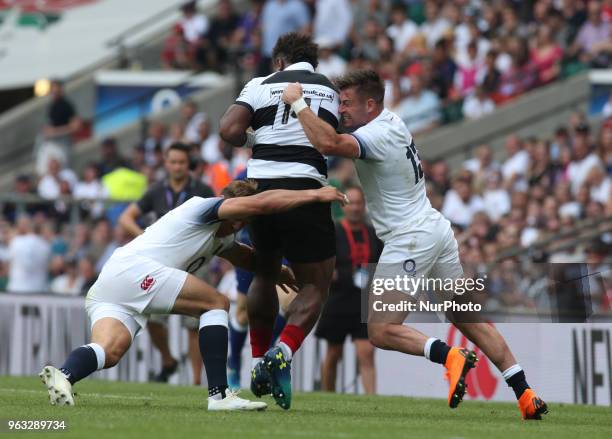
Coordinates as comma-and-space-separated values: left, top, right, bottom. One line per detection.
0, 388, 153, 400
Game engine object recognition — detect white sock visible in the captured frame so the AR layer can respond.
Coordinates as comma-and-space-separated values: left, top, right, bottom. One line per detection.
199, 309, 229, 329
87, 343, 106, 370
502, 364, 523, 380
279, 342, 293, 361
423, 337, 437, 360
252, 357, 263, 368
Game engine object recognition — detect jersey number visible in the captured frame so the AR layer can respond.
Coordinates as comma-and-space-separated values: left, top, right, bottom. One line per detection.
405, 142, 424, 184
280, 98, 311, 124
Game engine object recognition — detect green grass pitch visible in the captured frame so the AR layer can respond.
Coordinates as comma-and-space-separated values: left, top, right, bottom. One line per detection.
0, 376, 610, 439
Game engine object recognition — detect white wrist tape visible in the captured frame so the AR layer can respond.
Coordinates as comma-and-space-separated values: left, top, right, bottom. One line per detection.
291, 97, 308, 115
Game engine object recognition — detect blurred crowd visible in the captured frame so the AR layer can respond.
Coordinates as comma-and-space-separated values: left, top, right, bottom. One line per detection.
163, 0, 612, 132
1, 104, 610, 312
0, 0, 610, 315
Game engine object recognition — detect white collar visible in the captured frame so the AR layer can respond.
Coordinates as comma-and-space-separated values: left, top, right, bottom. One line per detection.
283, 62, 315, 72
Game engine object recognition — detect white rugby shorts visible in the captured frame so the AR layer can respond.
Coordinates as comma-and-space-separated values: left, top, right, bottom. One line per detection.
85, 249, 188, 339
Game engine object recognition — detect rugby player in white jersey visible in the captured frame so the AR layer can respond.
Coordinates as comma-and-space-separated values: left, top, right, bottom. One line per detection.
281, 70, 548, 420
39, 180, 347, 411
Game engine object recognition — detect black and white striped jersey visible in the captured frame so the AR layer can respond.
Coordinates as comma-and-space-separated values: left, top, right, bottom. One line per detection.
235, 62, 340, 184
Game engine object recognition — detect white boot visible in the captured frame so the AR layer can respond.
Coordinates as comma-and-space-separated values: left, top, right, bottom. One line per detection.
207, 389, 267, 411
39, 366, 75, 406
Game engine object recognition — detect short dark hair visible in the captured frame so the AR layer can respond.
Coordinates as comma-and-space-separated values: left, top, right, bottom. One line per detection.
335, 69, 385, 104
166, 142, 191, 157
272, 32, 319, 69
221, 179, 259, 198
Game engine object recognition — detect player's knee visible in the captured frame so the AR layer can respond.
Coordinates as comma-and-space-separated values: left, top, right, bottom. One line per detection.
367, 324, 391, 350
210, 294, 230, 313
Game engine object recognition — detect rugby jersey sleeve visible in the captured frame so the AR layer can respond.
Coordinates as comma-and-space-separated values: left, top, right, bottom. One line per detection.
234, 77, 264, 114
350, 120, 388, 161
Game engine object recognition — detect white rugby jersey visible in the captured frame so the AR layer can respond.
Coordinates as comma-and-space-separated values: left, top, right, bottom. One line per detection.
116, 197, 235, 273
235, 62, 340, 184
350, 108, 434, 242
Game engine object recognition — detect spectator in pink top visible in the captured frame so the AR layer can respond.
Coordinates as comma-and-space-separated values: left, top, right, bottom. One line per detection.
530, 24, 563, 85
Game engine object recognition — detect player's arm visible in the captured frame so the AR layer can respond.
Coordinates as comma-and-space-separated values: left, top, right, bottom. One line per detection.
219, 104, 254, 147
118, 203, 144, 236
218, 187, 348, 220
218, 242, 298, 292
220, 78, 260, 147
282, 83, 360, 158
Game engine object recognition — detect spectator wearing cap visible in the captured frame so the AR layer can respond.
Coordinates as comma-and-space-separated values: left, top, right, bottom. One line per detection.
162, 23, 193, 70
315, 38, 347, 80
396, 64, 441, 135
258, 0, 310, 75
313, 0, 352, 49
568, 123, 604, 194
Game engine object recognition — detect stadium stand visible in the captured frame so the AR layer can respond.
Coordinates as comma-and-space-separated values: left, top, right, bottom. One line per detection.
0, 0, 610, 397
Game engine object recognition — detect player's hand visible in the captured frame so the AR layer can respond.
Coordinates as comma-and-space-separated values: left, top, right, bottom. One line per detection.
316, 187, 350, 206
282, 82, 303, 104
278, 265, 298, 294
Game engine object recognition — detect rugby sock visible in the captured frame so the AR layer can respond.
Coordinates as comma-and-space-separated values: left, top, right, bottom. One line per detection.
60, 343, 105, 385
424, 338, 451, 365
503, 364, 530, 399
278, 324, 306, 360
270, 310, 287, 346
199, 310, 229, 400
250, 326, 273, 359
228, 312, 248, 372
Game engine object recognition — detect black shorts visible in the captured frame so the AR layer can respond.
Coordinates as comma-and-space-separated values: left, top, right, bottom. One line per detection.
315, 313, 368, 344
249, 178, 336, 263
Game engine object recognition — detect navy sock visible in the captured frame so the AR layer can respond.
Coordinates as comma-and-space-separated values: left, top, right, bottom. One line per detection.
199, 325, 229, 398
270, 313, 287, 347
506, 370, 530, 399
60, 346, 99, 385
228, 321, 247, 371
429, 340, 451, 365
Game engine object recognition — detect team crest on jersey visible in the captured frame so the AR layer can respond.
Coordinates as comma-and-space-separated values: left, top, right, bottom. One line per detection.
140, 275, 156, 292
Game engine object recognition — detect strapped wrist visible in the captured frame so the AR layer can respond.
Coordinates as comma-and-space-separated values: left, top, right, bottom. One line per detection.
291, 97, 308, 115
